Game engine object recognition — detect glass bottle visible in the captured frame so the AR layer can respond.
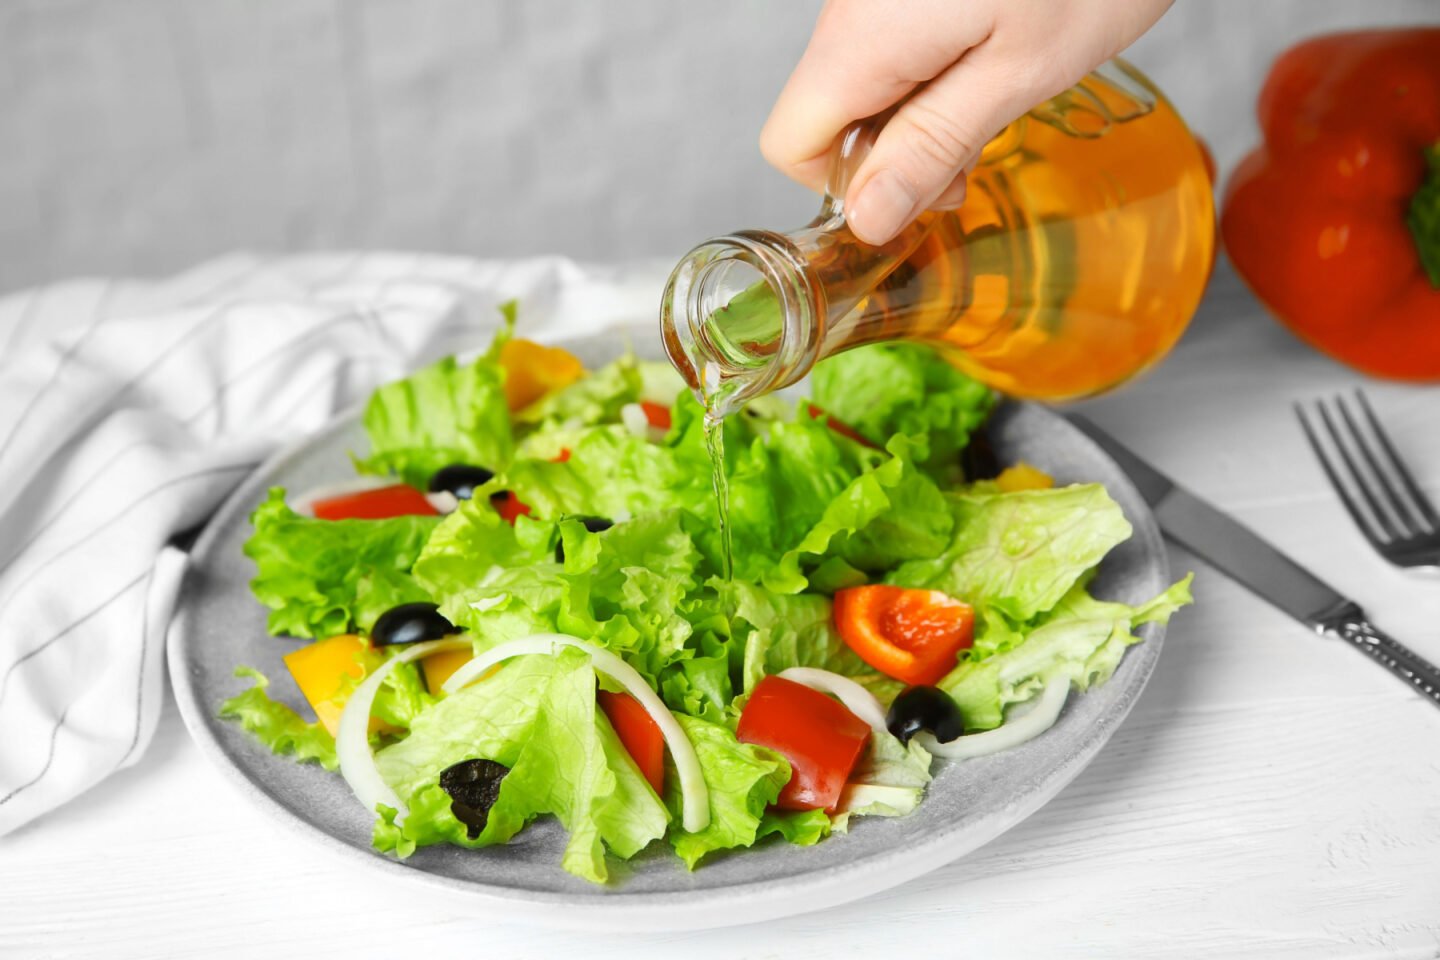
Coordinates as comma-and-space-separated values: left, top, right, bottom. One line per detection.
660, 59, 1215, 418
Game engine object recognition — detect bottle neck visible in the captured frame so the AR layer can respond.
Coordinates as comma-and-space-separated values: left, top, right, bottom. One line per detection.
660, 230, 826, 419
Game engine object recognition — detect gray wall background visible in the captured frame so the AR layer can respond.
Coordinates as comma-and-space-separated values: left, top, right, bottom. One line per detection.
3, 0, 1438, 294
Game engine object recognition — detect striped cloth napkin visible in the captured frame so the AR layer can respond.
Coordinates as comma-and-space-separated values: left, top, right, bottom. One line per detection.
0, 252, 668, 837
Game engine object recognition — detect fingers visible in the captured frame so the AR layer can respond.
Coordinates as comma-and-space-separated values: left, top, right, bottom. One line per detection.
760, 0, 994, 194
844, 48, 1060, 244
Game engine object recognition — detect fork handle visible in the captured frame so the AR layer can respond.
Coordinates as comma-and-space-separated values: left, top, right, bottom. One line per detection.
1322, 613, 1440, 709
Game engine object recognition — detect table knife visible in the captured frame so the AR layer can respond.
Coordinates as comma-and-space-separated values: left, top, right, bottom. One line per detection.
1069, 415, 1440, 709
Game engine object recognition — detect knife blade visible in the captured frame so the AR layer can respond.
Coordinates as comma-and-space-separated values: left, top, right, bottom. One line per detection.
1069, 415, 1440, 707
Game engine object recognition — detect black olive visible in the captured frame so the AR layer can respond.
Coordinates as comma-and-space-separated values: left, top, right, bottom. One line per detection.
554, 516, 614, 563
960, 425, 1000, 481
428, 463, 495, 500
886, 685, 966, 745
370, 602, 456, 647
438, 759, 510, 839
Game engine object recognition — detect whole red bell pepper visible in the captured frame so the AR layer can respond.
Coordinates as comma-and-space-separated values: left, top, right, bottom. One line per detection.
1221, 29, 1440, 379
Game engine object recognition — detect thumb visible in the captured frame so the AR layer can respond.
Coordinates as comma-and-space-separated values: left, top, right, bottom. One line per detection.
844, 53, 1060, 245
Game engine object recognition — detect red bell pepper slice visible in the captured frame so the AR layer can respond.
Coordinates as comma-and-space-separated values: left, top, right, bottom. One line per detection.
736, 675, 871, 812
833, 585, 974, 686
312, 484, 438, 521
804, 403, 879, 449
639, 401, 672, 431
598, 690, 665, 796
490, 492, 532, 525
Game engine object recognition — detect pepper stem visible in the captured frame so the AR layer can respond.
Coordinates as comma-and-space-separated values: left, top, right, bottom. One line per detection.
1407, 141, 1440, 289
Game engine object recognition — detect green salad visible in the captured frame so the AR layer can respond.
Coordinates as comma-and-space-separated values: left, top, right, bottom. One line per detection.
221, 305, 1191, 884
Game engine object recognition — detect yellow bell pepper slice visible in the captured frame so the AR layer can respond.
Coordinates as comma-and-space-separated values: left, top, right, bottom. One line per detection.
498, 339, 584, 411
282, 634, 396, 737
995, 462, 1055, 493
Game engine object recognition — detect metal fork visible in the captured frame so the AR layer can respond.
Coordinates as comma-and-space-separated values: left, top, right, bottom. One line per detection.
1295, 390, 1440, 569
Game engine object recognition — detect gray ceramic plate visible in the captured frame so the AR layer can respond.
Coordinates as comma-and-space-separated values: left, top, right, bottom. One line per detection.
168, 336, 1171, 932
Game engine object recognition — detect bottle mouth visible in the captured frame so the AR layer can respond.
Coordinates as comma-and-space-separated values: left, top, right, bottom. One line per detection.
659, 231, 821, 419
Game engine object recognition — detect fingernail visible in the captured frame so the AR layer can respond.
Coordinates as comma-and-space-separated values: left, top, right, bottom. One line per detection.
932, 181, 968, 211
847, 169, 919, 245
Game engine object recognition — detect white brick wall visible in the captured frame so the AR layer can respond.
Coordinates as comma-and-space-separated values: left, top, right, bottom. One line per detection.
3, 0, 1437, 294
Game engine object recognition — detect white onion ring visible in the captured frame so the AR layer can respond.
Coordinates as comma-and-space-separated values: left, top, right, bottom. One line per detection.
916, 677, 1070, 760
424, 491, 459, 514
336, 639, 472, 821
444, 634, 711, 833
619, 403, 649, 439
776, 668, 889, 734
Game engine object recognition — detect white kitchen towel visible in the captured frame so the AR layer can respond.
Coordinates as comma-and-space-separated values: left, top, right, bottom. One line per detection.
0, 251, 670, 837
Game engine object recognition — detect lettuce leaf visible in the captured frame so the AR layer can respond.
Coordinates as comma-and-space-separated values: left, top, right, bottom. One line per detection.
665, 714, 792, 868
373, 649, 669, 883
810, 343, 994, 481
513, 356, 685, 459
832, 733, 933, 831
412, 502, 709, 689
244, 488, 440, 638
888, 485, 1132, 621
218, 667, 338, 769
942, 575, 1194, 729
723, 580, 905, 706
355, 305, 516, 486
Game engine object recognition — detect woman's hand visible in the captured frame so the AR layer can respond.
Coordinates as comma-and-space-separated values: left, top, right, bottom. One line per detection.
761, 0, 1173, 244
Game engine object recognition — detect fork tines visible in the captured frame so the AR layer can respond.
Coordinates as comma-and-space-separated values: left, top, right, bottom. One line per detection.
1295, 391, 1440, 562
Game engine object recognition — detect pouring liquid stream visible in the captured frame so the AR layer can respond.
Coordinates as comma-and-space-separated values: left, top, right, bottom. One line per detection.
702, 415, 733, 582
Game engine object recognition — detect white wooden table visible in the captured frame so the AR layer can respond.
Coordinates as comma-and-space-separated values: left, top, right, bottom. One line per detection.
4, 257, 1439, 959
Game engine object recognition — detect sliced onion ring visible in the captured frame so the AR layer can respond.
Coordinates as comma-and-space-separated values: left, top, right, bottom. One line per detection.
619, 403, 649, 439
916, 676, 1070, 760
444, 634, 711, 833
776, 667, 889, 734
336, 638, 472, 821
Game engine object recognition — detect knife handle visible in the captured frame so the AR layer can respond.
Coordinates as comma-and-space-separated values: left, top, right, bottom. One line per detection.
1321, 609, 1440, 709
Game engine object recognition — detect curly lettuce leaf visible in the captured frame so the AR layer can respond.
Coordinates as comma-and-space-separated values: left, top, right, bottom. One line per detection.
722, 580, 905, 706
355, 304, 516, 486
373, 649, 669, 883
513, 356, 685, 456
832, 732, 933, 831
244, 488, 440, 638
888, 484, 1132, 621
412, 502, 709, 688
218, 667, 338, 769
942, 574, 1194, 729
810, 342, 994, 481
665, 714, 792, 868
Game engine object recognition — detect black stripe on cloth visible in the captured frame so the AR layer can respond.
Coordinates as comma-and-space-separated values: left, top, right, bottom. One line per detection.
113, 566, 156, 773
0, 306, 380, 577
0, 461, 259, 706
0, 260, 270, 478
0, 704, 72, 807
0, 284, 50, 362
0, 251, 376, 487
0, 282, 115, 473
0, 298, 238, 488
0, 566, 150, 807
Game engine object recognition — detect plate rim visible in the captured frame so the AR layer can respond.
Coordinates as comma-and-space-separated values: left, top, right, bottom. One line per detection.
167, 396, 1170, 931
